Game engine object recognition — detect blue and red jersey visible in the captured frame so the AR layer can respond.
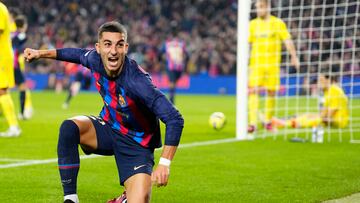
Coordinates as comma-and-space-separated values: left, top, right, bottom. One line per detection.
57, 48, 184, 149
162, 38, 187, 72
12, 31, 27, 69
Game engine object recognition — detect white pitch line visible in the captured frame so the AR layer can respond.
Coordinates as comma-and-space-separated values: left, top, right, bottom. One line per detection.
0, 138, 241, 169
0, 158, 39, 162
350, 140, 360, 144
0, 155, 101, 169
177, 138, 239, 149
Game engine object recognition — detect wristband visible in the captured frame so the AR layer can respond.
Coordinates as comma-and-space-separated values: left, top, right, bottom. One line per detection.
159, 157, 171, 167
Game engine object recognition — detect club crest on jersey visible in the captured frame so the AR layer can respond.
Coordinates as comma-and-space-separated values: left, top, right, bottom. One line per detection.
118, 94, 127, 107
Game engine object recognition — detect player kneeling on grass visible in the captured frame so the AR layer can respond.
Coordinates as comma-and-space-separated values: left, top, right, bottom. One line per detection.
24, 21, 184, 203
272, 69, 349, 129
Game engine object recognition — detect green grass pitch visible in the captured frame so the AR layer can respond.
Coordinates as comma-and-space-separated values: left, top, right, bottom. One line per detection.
0, 91, 360, 202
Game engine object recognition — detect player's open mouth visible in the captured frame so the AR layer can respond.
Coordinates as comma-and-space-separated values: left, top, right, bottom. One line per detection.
108, 57, 119, 67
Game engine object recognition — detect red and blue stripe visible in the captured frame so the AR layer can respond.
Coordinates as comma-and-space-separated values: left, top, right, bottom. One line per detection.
58, 163, 80, 169
93, 72, 153, 147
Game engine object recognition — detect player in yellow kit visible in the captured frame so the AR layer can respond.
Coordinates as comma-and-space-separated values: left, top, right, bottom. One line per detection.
272, 69, 349, 129
0, 2, 21, 137
248, 0, 300, 133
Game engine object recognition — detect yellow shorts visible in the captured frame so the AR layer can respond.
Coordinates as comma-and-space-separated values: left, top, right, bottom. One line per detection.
248, 65, 280, 91
0, 57, 15, 89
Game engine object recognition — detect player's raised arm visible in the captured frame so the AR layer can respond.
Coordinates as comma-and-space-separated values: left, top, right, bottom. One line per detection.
24, 48, 88, 65
24, 48, 56, 62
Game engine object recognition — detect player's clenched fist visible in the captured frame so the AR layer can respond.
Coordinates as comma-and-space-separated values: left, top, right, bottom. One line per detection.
151, 165, 170, 187
24, 48, 40, 62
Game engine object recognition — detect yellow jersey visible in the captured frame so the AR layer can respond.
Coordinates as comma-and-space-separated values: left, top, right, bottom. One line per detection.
0, 2, 13, 61
248, 15, 291, 69
10, 21, 16, 33
323, 84, 349, 128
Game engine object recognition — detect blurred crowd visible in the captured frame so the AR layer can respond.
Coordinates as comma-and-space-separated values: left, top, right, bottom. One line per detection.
3, 0, 359, 78
3, 0, 237, 76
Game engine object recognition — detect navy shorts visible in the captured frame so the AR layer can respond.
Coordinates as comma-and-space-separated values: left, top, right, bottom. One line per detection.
84, 116, 155, 186
14, 68, 25, 85
168, 70, 182, 83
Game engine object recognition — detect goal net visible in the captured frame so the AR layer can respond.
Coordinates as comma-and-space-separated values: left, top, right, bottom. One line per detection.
238, 0, 360, 143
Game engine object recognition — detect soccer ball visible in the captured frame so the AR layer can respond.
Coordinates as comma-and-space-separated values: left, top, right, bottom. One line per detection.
209, 112, 226, 130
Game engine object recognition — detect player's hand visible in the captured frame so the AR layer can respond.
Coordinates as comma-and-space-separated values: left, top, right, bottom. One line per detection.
291, 56, 300, 71
24, 48, 41, 62
151, 165, 170, 187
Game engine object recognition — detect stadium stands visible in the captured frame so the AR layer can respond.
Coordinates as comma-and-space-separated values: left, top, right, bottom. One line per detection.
4, 0, 237, 75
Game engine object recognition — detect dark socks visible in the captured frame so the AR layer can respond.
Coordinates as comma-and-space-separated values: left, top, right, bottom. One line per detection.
19, 91, 25, 115
58, 120, 80, 195
65, 90, 73, 105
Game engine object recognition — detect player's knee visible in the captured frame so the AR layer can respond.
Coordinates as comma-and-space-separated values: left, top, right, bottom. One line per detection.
127, 187, 151, 203
138, 190, 151, 203
125, 176, 152, 203
59, 120, 80, 141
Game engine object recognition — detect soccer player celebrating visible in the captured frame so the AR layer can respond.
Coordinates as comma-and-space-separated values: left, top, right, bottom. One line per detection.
24, 21, 184, 203
272, 68, 349, 129
0, 2, 21, 137
11, 14, 34, 119
248, 0, 300, 133
161, 28, 188, 104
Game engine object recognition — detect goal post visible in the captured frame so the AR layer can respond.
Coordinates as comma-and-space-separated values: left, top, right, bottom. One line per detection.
236, 0, 252, 140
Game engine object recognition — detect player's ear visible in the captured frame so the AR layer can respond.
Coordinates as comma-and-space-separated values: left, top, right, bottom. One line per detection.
95, 42, 100, 54
125, 43, 129, 54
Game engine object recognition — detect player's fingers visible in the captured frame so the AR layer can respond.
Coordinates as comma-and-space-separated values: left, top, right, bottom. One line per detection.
151, 172, 157, 186
158, 172, 167, 187
163, 176, 168, 187
160, 168, 170, 186
157, 173, 163, 187
158, 171, 169, 187
152, 172, 161, 187
163, 172, 169, 186
25, 52, 33, 62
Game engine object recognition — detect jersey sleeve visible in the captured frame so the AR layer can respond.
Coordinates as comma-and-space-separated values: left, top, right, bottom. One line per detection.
56, 48, 94, 69
131, 69, 184, 146
278, 19, 291, 41
12, 34, 27, 51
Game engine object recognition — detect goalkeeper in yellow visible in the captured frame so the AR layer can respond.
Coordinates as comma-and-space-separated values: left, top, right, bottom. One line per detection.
248, 0, 300, 133
0, 2, 21, 137
272, 69, 349, 129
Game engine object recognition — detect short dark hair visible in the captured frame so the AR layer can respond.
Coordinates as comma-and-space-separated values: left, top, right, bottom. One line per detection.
98, 21, 127, 41
15, 15, 27, 28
